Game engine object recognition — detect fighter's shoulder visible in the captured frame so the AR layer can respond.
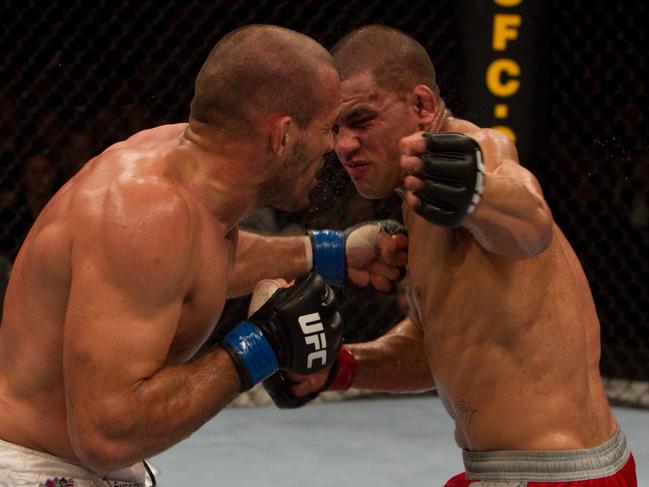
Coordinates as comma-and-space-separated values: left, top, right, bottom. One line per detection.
447, 119, 510, 148
447, 120, 519, 171
104, 123, 188, 152
111, 173, 192, 223
466, 126, 517, 159
70, 165, 196, 253
68, 173, 199, 291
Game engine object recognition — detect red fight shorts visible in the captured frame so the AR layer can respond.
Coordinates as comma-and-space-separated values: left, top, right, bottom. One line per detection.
444, 427, 637, 486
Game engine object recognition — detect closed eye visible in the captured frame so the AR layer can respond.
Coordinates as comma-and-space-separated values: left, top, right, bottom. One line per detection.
339, 106, 377, 129
350, 117, 373, 128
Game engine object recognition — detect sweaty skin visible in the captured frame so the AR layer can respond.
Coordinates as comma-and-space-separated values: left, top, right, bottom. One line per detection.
0, 110, 336, 472
0, 25, 410, 479
0, 124, 239, 466
292, 73, 616, 453
403, 121, 615, 452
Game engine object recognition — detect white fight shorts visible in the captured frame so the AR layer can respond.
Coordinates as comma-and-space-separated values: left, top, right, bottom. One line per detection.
0, 437, 155, 486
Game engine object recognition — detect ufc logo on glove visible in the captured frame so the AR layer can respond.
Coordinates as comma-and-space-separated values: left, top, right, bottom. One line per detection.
222, 272, 343, 391
298, 312, 327, 369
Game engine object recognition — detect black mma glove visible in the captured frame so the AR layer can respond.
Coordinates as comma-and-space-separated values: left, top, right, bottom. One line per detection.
414, 132, 486, 228
263, 347, 357, 409
307, 220, 406, 286
222, 272, 344, 391
262, 370, 323, 409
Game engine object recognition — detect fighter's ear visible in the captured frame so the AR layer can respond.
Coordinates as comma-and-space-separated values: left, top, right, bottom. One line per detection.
269, 115, 293, 156
412, 85, 436, 125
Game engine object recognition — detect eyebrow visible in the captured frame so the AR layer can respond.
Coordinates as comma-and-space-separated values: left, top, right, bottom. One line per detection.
337, 106, 377, 124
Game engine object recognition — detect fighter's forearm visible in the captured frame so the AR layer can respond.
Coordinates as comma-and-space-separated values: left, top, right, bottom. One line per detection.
229, 231, 309, 297
72, 348, 241, 473
463, 172, 553, 258
347, 318, 434, 392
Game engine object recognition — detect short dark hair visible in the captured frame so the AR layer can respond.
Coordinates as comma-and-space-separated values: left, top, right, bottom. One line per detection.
190, 24, 335, 132
331, 25, 439, 97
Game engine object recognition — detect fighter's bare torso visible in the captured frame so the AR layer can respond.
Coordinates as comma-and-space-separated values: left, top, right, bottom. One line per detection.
0, 123, 233, 461
405, 119, 615, 452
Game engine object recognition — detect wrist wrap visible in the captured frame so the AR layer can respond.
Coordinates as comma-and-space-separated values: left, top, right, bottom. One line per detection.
308, 230, 346, 286
222, 321, 279, 391
327, 347, 357, 391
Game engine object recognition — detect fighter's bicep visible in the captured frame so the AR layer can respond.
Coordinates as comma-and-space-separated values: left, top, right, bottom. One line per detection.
63, 253, 184, 388
62, 253, 186, 446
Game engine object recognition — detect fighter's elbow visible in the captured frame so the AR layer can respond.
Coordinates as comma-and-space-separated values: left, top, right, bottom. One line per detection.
516, 205, 554, 258
475, 212, 553, 259
519, 230, 552, 259
69, 412, 138, 475
72, 431, 134, 475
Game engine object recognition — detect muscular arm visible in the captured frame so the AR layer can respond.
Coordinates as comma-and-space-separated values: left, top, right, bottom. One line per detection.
401, 129, 553, 258
347, 315, 434, 392
228, 230, 309, 297
230, 226, 408, 297
64, 181, 240, 474
462, 130, 553, 258
292, 312, 434, 396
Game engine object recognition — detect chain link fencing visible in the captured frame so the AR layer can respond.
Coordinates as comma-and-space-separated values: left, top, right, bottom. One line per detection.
1, 1, 647, 407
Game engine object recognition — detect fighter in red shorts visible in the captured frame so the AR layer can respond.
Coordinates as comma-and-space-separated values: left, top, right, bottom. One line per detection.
265, 25, 637, 486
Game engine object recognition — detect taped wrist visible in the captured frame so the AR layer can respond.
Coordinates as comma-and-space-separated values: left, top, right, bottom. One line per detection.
222, 322, 279, 392
326, 347, 357, 391
307, 230, 346, 286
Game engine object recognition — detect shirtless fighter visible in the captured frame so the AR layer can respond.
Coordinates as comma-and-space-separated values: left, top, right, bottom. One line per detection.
0, 25, 407, 486
266, 25, 637, 486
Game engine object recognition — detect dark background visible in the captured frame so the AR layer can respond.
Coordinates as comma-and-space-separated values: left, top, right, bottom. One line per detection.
1, 2, 647, 388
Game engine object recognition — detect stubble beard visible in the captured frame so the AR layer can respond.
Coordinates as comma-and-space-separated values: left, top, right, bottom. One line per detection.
261, 138, 312, 212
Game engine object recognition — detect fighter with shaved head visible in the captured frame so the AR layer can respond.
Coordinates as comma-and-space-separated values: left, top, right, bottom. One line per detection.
271, 25, 637, 487
0, 25, 407, 486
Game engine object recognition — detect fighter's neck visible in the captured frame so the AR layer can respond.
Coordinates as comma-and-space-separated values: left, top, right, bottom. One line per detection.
172, 131, 270, 228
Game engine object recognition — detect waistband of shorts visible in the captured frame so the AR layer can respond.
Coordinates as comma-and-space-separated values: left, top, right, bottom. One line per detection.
463, 426, 630, 482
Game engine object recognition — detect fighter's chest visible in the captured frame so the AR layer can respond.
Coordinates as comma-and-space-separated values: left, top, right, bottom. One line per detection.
405, 210, 471, 322
168, 228, 237, 362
